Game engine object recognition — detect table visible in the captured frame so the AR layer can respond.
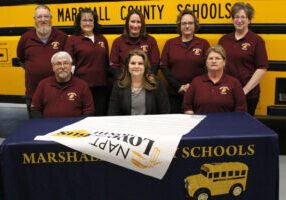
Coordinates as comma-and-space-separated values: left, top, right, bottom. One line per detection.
0, 112, 279, 200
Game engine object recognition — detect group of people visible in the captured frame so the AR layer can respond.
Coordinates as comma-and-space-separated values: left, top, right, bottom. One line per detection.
17, 2, 268, 119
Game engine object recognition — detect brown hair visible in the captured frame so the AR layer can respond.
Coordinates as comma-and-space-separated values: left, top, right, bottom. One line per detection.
118, 49, 157, 90
231, 2, 255, 20
74, 8, 100, 35
176, 9, 200, 35
123, 9, 147, 38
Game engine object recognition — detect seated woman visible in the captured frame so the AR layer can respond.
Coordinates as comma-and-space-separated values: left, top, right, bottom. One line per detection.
182, 45, 247, 114
108, 49, 170, 115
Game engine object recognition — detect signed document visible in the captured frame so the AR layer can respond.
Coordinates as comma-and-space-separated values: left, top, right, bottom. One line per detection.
35, 114, 205, 179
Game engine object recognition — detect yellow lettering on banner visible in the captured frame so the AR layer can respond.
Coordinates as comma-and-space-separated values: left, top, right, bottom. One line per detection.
58, 152, 66, 162
23, 153, 36, 164
202, 146, 213, 157
182, 147, 190, 159
47, 152, 58, 163
37, 153, 47, 163
66, 151, 78, 162
175, 144, 256, 159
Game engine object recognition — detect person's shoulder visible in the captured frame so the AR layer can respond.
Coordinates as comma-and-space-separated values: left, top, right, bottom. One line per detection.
114, 35, 125, 42
247, 30, 265, 42
39, 76, 54, 86
72, 76, 88, 86
20, 29, 36, 39
145, 34, 157, 41
219, 32, 233, 41
52, 27, 67, 36
194, 36, 209, 43
166, 36, 181, 43
193, 74, 205, 83
224, 74, 241, 84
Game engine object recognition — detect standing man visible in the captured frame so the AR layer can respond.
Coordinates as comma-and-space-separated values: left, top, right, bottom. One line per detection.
30, 51, 95, 118
17, 5, 67, 117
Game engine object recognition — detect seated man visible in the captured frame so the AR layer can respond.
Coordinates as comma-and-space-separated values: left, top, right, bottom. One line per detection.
30, 51, 95, 118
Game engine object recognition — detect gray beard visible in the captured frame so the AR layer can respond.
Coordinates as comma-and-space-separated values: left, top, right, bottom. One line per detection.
36, 25, 52, 36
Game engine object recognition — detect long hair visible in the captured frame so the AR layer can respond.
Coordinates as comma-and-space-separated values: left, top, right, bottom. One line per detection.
123, 9, 147, 39
74, 8, 100, 35
118, 49, 157, 90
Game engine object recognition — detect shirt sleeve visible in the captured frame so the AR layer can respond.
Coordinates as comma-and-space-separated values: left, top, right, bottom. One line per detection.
108, 83, 121, 116
255, 36, 269, 69
17, 35, 26, 64
182, 81, 195, 112
160, 40, 182, 90
30, 82, 44, 112
155, 78, 170, 114
64, 36, 75, 64
232, 79, 247, 112
148, 36, 160, 74
81, 83, 95, 115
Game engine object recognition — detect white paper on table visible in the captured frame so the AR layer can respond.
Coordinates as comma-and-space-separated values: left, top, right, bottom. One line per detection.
35, 114, 206, 179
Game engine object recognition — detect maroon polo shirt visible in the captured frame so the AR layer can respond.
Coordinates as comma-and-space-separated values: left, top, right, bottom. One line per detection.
64, 34, 109, 87
161, 36, 210, 93
31, 76, 95, 118
109, 35, 160, 69
219, 30, 269, 99
182, 74, 247, 114
17, 28, 67, 98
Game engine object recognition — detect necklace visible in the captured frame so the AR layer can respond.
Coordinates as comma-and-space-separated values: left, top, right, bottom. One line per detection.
131, 86, 143, 94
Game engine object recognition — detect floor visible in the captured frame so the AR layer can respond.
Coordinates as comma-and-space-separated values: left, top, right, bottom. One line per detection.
0, 103, 284, 199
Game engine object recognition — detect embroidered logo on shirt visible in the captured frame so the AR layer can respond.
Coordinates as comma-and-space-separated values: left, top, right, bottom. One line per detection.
241, 43, 251, 51
67, 92, 77, 101
51, 41, 60, 49
140, 45, 148, 52
193, 48, 202, 55
219, 86, 229, 95
98, 41, 105, 48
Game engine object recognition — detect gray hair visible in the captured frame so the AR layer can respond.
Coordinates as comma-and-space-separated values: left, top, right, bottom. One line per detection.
34, 5, 52, 17
51, 51, 72, 65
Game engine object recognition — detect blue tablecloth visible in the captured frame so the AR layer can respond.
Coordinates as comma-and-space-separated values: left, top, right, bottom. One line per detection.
0, 112, 279, 200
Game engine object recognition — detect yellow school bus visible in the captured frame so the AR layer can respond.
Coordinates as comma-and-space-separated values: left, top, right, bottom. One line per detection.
0, 0, 285, 116
184, 162, 248, 200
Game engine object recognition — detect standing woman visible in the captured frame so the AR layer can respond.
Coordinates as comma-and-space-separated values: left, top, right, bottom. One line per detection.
110, 9, 160, 79
65, 8, 109, 116
161, 9, 210, 113
219, 2, 268, 115
183, 45, 247, 114
108, 49, 170, 116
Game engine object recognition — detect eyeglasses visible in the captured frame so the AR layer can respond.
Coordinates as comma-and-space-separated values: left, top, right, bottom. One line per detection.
234, 16, 248, 20
181, 22, 194, 26
81, 19, 94, 23
35, 15, 51, 20
54, 62, 71, 67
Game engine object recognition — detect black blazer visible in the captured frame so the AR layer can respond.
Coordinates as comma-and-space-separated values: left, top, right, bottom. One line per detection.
108, 78, 170, 115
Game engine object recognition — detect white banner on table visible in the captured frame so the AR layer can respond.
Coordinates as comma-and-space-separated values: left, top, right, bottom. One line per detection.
35, 114, 205, 179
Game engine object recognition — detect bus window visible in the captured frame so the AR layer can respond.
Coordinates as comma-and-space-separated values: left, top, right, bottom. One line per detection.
228, 171, 233, 176
201, 169, 208, 177
214, 172, 219, 178
235, 171, 240, 176
222, 172, 226, 177
241, 170, 246, 175
209, 173, 213, 178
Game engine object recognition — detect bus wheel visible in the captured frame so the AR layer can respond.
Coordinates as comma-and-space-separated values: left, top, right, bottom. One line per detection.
194, 189, 210, 200
230, 184, 243, 197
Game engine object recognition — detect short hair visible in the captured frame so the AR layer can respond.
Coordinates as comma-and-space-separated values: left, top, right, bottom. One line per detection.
176, 9, 200, 35
231, 2, 255, 20
34, 5, 51, 18
123, 9, 147, 38
74, 8, 100, 35
118, 49, 157, 90
206, 44, 227, 61
51, 51, 72, 65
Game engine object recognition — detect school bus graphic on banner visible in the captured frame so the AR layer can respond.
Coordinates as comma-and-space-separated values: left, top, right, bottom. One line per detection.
184, 162, 248, 200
